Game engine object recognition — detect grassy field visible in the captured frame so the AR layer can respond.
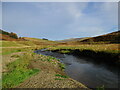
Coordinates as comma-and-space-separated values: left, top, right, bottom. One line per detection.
2, 46, 87, 88
1, 40, 119, 88
0, 41, 25, 47
1, 44, 75, 88
2, 52, 39, 88
1, 41, 39, 47
1, 37, 58, 47
2, 46, 42, 88
47, 44, 119, 53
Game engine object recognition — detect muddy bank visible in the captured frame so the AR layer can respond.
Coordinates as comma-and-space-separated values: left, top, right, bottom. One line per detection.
49, 49, 119, 65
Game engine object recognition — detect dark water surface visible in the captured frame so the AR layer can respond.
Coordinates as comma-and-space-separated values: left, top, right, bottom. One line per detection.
34, 49, 119, 88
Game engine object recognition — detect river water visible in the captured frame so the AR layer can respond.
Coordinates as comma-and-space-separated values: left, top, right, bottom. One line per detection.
34, 49, 119, 89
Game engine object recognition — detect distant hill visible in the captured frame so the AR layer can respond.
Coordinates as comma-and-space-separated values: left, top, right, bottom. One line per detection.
23, 37, 57, 45
0, 29, 25, 41
1, 29, 119, 44
58, 31, 119, 44
0, 30, 58, 46
57, 37, 90, 45
57, 38, 84, 42
80, 31, 120, 44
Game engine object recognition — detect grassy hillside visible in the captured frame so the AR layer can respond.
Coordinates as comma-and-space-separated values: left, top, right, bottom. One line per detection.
0, 41, 25, 47
80, 31, 120, 44
0, 29, 25, 41
0, 33, 18, 41
57, 38, 85, 42
23, 37, 58, 45
0, 30, 58, 47
58, 31, 119, 44
57, 37, 91, 45
1, 40, 57, 47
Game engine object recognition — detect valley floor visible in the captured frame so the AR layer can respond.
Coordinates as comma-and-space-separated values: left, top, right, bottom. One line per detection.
1, 46, 88, 89
1, 42, 119, 89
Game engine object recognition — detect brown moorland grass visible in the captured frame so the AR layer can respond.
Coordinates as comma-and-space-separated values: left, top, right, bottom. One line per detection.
47, 44, 119, 53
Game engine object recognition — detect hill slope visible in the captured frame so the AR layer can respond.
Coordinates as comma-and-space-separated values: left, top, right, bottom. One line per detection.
0, 30, 58, 47
80, 31, 120, 44
57, 38, 84, 42
23, 37, 57, 45
58, 31, 119, 44
0, 29, 25, 41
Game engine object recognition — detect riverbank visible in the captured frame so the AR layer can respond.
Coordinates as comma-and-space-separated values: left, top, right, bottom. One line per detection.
2, 46, 88, 89
2, 44, 119, 89
48, 49, 119, 65
17, 53, 88, 88
36, 49, 119, 88
46, 44, 119, 65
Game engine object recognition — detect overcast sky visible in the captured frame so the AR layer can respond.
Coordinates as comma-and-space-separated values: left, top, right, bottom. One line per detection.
2, 2, 118, 40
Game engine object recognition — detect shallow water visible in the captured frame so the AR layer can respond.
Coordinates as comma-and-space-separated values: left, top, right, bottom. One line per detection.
34, 50, 119, 88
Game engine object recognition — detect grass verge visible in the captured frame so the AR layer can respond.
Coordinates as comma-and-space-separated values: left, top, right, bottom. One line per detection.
2, 53, 39, 88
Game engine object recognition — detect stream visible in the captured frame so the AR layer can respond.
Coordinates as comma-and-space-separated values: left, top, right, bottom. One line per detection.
34, 49, 119, 89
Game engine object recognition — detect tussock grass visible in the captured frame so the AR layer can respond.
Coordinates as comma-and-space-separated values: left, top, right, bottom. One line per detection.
47, 44, 119, 53
2, 53, 39, 88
